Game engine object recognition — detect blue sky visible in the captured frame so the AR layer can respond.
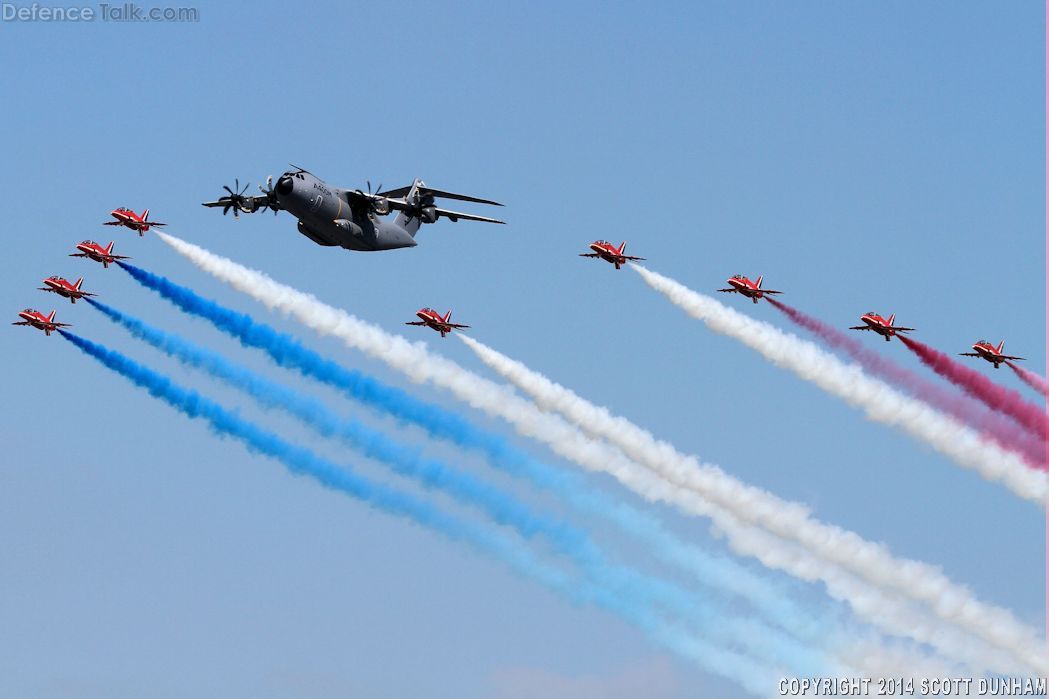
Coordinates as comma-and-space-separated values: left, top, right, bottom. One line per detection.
0, 2, 1044, 696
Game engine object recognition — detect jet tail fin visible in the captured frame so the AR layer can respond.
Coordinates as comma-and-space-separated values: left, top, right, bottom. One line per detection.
888, 313, 896, 326
46, 310, 56, 322
105, 241, 115, 254
997, 340, 1005, 354
756, 274, 764, 289
444, 310, 452, 323
617, 241, 627, 255
74, 278, 83, 290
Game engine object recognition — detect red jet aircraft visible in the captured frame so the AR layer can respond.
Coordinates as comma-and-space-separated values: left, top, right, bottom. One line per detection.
12, 308, 71, 336
104, 207, 167, 236
849, 312, 915, 342
717, 274, 783, 304
69, 240, 130, 269
38, 276, 96, 304
579, 240, 645, 270
959, 340, 1025, 369
405, 308, 470, 338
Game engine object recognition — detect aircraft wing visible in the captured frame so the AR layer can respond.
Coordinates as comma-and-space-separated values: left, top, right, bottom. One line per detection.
11, 321, 29, 326
405, 321, 428, 326
849, 326, 872, 331
958, 352, 981, 357
377, 185, 502, 207
579, 253, 601, 258
889, 326, 915, 332
434, 207, 505, 224
621, 255, 646, 261
445, 323, 471, 329
716, 288, 737, 293
102, 221, 123, 226
762, 289, 784, 295
1001, 354, 1026, 361
53, 322, 72, 328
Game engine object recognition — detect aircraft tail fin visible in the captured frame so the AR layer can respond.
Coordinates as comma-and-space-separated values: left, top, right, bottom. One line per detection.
888, 313, 896, 326
997, 340, 1005, 354
143, 209, 149, 222
105, 241, 115, 254
443, 310, 452, 323
393, 179, 426, 238
46, 310, 56, 322
756, 274, 764, 289
74, 278, 83, 290
617, 241, 627, 255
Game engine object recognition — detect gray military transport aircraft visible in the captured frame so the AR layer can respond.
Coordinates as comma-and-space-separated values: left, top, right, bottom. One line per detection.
203, 166, 504, 252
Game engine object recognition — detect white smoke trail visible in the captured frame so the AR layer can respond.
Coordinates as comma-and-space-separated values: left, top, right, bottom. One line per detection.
632, 266, 1048, 504
156, 233, 1028, 674
458, 334, 1046, 675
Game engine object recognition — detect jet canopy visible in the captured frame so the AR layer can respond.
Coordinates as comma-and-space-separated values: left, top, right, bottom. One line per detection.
22, 308, 38, 314
81, 240, 98, 246
47, 276, 62, 281
976, 339, 988, 345
421, 308, 436, 314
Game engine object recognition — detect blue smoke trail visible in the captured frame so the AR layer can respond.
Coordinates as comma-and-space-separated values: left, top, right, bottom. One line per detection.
117, 261, 833, 646
86, 298, 833, 674
58, 329, 780, 692
87, 297, 588, 556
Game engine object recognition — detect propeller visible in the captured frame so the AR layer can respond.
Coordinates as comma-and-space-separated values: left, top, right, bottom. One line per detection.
352, 180, 390, 216
257, 176, 279, 215
218, 178, 251, 218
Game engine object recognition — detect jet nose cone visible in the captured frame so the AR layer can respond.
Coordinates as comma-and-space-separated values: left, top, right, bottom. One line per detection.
276, 175, 294, 195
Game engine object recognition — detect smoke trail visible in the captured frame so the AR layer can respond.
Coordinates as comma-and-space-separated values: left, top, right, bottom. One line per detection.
633, 265, 1048, 501
58, 330, 781, 693
85, 298, 584, 555
1009, 363, 1049, 398
899, 336, 1047, 441
152, 234, 1030, 675
114, 259, 831, 649
767, 299, 1045, 465
84, 299, 838, 673
457, 334, 1044, 676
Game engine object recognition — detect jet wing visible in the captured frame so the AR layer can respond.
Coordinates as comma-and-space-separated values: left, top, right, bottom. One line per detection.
958, 352, 981, 357
888, 326, 915, 332
52, 322, 72, 328
621, 255, 646, 261
717, 288, 737, 293
445, 323, 471, 329
1000, 354, 1026, 361
102, 221, 123, 226
405, 321, 428, 326
11, 321, 30, 326
762, 289, 784, 295
849, 326, 872, 331
579, 253, 601, 258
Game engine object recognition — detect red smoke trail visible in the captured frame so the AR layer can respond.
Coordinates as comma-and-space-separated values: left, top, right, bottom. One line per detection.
899, 336, 1048, 440
1009, 362, 1049, 398
768, 299, 1046, 466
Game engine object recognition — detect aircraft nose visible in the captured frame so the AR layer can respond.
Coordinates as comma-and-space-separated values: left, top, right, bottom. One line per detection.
276, 176, 294, 195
